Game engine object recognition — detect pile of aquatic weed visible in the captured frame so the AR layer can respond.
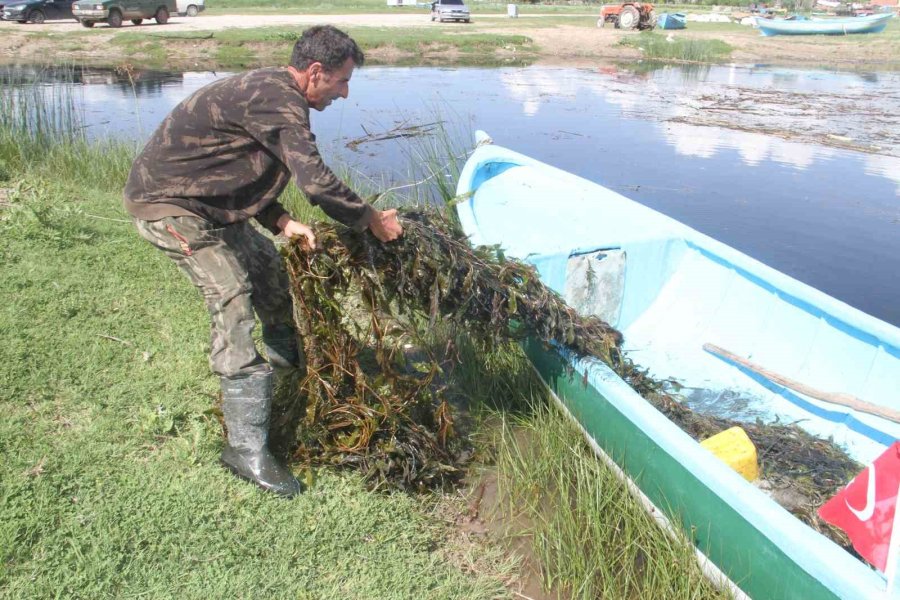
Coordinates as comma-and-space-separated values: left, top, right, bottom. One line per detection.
278, 209, 622, 490
647, 390, 860, 550
278, 208, 859, 547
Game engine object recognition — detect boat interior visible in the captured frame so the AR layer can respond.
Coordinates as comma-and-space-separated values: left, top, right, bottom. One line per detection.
462, 154, 900, 464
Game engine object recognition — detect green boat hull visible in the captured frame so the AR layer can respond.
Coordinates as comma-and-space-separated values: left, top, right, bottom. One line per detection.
525, 337, 838, 599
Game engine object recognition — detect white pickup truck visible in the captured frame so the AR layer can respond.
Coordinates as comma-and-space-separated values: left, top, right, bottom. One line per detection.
176, 0, 203, 17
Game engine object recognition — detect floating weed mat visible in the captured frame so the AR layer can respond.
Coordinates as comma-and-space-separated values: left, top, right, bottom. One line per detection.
281, 209, 859, 548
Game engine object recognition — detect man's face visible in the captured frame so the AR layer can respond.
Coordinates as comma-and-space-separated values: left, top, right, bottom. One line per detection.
307, 57, 355, 111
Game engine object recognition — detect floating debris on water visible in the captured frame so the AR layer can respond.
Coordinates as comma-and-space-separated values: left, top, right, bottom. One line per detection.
345, 120, 442, 152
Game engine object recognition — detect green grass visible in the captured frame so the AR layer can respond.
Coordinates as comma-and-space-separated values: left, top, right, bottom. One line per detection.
350, 26, 535, 63
619, 31, 733, 62
213, 43, 262, 68
211, 24, 533, 52
114, 38, 169, 63
490, 398, 730, 599
1, 176, 515, 597
441, 331, 728, 598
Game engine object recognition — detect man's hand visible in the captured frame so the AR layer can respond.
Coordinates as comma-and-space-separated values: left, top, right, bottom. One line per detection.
282, 219, 316, 249
369, 209, 402, 243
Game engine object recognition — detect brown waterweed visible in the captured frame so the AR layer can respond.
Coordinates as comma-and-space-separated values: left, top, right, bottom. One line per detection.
279, 209, 859, 549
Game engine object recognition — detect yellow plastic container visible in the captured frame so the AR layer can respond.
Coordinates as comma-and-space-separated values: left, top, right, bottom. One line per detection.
700, 426, 759, 482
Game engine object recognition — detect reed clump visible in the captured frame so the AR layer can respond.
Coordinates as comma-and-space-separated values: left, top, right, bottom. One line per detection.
0, 65, 135, 189
619, 32, 733, 62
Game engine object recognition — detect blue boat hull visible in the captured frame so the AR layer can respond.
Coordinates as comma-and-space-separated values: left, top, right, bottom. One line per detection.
658, 12, 686, 29
456, 132, 900, 599
756, 13, 893, 36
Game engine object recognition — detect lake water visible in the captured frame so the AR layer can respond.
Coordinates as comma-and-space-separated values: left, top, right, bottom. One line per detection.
6, 63, 900, 327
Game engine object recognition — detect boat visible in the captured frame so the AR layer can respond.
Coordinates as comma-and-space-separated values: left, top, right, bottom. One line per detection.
657, 12, 686, 29
455, 131, 900, 599
755, 12, 893, 36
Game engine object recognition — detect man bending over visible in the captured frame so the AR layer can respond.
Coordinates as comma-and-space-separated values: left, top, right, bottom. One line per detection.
124, 25, 402, 498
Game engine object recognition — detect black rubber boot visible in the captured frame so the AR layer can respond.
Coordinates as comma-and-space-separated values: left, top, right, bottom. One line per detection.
262, 323, 303, 371
220, 372, 302, 498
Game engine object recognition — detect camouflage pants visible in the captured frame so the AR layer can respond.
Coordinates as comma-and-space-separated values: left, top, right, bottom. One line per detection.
133, 215, 295, 378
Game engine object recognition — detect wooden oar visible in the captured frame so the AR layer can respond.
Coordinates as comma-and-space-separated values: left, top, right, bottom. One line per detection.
703, 342, 900, 426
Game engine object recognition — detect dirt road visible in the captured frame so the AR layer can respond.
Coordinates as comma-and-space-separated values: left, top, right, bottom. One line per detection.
0, 12, 440, 32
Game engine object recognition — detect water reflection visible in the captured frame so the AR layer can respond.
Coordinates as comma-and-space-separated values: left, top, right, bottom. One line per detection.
1, 64, 183, 92
505, 62, 900, 196
662, 122, 831, 170
2, 62, 898, 325
865, 155, 900, 195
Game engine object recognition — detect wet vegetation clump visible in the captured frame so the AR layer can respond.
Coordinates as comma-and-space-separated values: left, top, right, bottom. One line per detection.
280, 208, 860, 547
281, 210, 623, 489
645, 389, 861, 549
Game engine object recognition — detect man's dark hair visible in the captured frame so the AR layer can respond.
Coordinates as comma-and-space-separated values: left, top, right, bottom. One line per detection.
290, 25, 365, 71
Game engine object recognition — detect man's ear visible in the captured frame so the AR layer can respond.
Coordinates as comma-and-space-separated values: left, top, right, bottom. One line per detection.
308, 61, 324, 82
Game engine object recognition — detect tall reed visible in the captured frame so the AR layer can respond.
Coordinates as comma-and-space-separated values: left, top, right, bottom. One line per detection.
278, 106, 471, 224
0, 65, 135, 189
619, 33, 733, 62
492, 397, 730, 599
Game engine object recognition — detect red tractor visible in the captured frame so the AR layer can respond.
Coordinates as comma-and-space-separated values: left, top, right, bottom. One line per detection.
597, 2, 657, 30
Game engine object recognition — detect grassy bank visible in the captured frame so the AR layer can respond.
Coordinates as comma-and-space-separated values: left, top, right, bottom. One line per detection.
202, 0, 733, 16
4, 5, 899, 70
443, 330, 730, 599
1, 73, 731, 599
492, 401, 730, 599
104, 26, 537, 68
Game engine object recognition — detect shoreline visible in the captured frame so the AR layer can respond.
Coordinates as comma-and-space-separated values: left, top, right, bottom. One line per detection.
1, 12, 898, 72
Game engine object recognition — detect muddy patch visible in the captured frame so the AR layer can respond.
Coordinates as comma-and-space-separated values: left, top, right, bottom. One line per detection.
438, 464, 567, 600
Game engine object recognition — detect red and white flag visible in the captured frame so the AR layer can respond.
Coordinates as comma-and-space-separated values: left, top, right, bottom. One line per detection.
819, 441, 900, 572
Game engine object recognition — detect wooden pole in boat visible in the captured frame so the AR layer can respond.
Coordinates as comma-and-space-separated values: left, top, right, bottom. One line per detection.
702, 343, 900, 426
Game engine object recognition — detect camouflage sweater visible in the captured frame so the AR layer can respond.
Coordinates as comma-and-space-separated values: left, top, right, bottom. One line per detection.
123, 68, 374, 234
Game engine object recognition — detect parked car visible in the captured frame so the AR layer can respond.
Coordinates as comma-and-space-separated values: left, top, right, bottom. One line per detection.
72, 0, 176, 27
176, 0, 203, 17
2, 0, 76, 23
430, 0, 469, 23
